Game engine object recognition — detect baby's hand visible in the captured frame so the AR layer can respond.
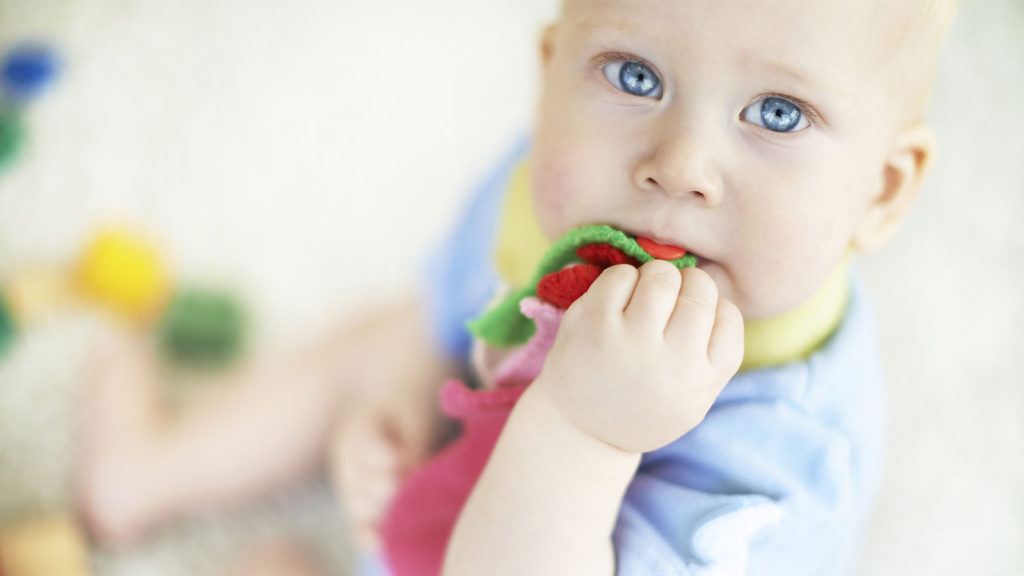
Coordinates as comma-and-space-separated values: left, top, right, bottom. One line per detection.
329, 399, 435, 552
534, 261, 744, 453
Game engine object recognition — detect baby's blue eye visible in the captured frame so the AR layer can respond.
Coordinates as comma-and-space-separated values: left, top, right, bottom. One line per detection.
741, 96, 810, 133
602, 60, 662, 98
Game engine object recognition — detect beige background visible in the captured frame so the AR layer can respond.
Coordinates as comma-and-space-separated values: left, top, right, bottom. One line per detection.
0, 1, 1021, 574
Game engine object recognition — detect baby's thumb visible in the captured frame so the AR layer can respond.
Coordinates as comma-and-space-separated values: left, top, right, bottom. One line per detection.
359, 423, 401, 471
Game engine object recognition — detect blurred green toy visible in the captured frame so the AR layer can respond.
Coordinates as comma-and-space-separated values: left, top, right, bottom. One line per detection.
158, 287, 246, 366
0, 290, 15, 356
0, 108, 23, 174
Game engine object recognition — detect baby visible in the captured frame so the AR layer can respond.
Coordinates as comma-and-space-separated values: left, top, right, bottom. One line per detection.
74, 1, 957, 575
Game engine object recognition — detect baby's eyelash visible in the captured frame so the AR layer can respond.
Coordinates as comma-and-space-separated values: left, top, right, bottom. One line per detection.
761, 92, 826, 128
593, 51, 660, 77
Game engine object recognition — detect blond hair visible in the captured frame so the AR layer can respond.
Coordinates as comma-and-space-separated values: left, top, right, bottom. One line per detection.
894, 0, 960, 125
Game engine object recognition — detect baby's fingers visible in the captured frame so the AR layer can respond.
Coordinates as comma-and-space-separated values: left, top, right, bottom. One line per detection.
622, 260, 683, 332
570, 264, 639, 316
344, 468, 398, 551
664, 267, 719, 347
707, 297, 744, 375
330, 416, 402, 552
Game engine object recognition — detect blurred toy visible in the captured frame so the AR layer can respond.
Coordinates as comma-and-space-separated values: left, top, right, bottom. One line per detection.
0, 43, 60, 176
0, 41, 244, 367
0, 513, 90, 576
77, 227, 171, 322
0, 224, 247, 366
0, 108, 22, 173
4, 268, 78, 328
0, 289, 15, 356
1, 44, 60, 103
159, 286, 246, 366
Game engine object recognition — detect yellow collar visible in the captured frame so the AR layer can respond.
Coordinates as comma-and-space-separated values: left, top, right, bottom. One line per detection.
492, 161, 849, 370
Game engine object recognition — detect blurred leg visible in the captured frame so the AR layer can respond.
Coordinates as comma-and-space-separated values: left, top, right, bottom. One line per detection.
222, 537, 329, 576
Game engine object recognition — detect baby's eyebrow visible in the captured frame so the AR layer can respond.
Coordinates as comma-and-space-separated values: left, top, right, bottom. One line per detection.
571, 13, 640, 41
753, 56, 855, 105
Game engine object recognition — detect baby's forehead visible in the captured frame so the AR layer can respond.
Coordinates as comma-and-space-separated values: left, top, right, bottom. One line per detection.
562, 0, 923, 51
562, 3, 882, 82
567, 1, 942, 50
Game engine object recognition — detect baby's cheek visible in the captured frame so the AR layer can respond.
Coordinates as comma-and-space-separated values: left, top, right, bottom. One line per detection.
530, 161, 584, 240
730, 215, 838, 318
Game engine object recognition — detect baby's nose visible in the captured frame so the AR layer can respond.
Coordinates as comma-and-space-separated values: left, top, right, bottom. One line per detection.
633, 133, 724, 206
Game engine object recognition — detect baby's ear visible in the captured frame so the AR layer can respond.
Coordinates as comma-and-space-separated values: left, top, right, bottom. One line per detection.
852, 124, 935, 253
539, 23, 559, 70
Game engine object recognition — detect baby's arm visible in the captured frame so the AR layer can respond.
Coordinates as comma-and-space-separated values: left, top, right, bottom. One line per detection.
443, 262, 744, 575
76, 296, 455, 546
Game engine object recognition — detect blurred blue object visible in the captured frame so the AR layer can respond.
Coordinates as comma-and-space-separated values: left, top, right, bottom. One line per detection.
2, 43, 60, 102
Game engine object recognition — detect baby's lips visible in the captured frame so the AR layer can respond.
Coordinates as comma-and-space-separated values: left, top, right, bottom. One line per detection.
636, 236, 688, 260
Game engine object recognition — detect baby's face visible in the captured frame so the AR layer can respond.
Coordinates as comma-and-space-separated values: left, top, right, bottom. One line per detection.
531, 0, 922, 320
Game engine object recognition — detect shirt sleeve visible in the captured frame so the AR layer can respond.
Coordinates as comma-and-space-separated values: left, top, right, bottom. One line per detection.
613, 386, 865, 576
420, 137, 530, 361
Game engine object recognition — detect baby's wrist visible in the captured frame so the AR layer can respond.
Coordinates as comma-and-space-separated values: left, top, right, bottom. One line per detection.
525, 376, 645, 461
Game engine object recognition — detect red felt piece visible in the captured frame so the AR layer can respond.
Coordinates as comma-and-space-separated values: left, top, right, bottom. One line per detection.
576, 243, 640, 268
536, 264, 603, 309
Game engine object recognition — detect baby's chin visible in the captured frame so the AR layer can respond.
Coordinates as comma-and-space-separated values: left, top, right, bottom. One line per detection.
689, 258, 781, 321
689, 258, 735, 308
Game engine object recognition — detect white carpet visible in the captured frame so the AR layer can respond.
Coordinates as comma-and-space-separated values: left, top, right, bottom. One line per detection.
0, 1, 1021, 574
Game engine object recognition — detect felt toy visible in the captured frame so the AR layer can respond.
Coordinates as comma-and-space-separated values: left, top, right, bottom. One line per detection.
158, 286, 246, 365
0, 513, 90, 576
77, 227, 171, 322
469, 224, 696, 348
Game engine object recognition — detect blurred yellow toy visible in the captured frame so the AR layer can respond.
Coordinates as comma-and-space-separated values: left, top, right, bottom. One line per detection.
77, 226, 171, 322
0, 513, 90, 576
